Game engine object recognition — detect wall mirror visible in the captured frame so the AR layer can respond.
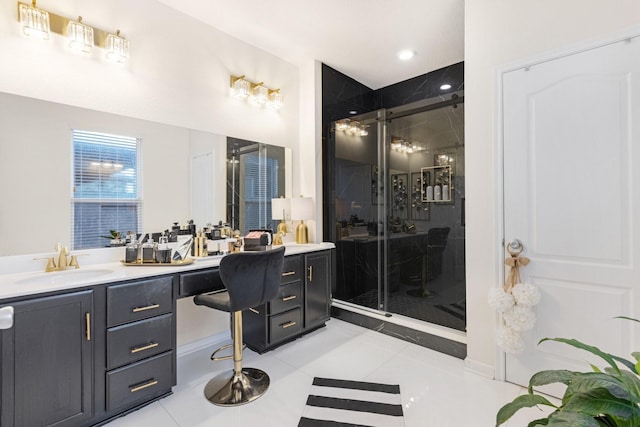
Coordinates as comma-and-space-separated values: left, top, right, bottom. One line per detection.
226, 137, 288, 235
0, 91, 289, 256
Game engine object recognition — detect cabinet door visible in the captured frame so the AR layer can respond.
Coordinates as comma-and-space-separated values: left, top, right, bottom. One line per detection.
1, 290, 93, 427
304, 251, 330, 328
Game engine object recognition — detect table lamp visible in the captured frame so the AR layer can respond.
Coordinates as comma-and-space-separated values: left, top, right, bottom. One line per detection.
290, 196, 313, 244
271, 197, 290, 245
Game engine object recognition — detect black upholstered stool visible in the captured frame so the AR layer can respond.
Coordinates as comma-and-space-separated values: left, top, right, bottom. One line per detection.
193, 247, 285, 406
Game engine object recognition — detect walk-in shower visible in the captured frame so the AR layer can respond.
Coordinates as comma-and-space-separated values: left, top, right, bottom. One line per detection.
329, 93, 465, 333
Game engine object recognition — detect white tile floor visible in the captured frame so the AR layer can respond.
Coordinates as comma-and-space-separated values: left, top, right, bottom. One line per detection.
105, 318, 553, 427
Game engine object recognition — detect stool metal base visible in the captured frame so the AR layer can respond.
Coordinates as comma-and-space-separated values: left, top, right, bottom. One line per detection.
204, 367, 270, 406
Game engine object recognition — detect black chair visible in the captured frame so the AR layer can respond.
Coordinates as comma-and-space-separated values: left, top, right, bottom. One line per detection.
193, 247, 285, 406
407, 227, 450, 298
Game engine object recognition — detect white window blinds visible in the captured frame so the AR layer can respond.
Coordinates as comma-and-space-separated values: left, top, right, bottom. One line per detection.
71, 129, 142, 250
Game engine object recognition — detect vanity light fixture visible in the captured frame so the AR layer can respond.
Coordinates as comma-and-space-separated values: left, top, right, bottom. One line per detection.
391, 136, 425, 154
16, 2, 130, 62
251, 82, 269, 105
66, 16, 93, 53
267, 89, 283, 110
18, 0, 50, 39
231, 75, 251, 99
230, 75, 283, 110
105, 30, 129, 63
335, 119, 368, 136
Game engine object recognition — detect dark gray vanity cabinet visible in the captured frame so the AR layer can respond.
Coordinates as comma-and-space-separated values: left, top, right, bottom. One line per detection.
304, 250, 331, 329
243, 249, 332, 353
104, 276, 176, 414
1, 290, 94, 427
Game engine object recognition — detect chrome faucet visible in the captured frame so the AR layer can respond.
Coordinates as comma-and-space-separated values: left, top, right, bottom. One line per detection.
34, 243, 81, 272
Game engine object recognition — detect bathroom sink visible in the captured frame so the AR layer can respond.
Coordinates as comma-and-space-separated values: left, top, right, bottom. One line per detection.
16, 268, 114, 286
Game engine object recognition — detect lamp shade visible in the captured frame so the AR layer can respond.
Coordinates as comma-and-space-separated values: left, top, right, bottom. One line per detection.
290, 197, 313, 220
271, 197, 290, 220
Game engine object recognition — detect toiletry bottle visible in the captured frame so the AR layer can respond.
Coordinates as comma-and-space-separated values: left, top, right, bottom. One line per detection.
426, 183, 434, 201
125, 239, 139, 263
442, 183, 450, 201
156, 234, 171, 263
142, 238, 155, 263
434, 182, 442, 201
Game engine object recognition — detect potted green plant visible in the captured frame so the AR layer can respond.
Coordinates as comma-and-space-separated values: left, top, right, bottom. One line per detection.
496, 317, 640, 426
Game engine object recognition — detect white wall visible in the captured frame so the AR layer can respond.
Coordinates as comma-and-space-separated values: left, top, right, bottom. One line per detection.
0, 0, 303, 347
465, 0, 640, 376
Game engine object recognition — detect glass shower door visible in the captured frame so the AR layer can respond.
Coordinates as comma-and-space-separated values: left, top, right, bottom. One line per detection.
332, 94, 465, 332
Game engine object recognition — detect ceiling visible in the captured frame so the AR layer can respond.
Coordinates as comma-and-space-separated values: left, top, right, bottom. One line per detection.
155, 0, 465, 90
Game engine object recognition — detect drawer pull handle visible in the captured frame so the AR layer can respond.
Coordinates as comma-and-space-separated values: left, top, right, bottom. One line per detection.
131, 342, 159, 354
281, 320, 297, 329
282, 271, 296, 277
130, 380, 158, 393
249, 308, 260, 314
132, 304, 160, 313
85, 312, 91, 341
308, 266, 313, 282
282, 295, 297, 302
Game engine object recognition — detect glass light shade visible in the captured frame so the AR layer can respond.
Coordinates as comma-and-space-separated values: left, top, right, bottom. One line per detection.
336, 119, 349, 131
267, 90, 283, 110
19, 2, 50, 40
105, 31, 129, 63
252, 84, 269, 105
271, 197, 290, 220
358, 123, 369, 136
67, 18, 94, 53
232, 78, 250, 99
290, 197, 313, 220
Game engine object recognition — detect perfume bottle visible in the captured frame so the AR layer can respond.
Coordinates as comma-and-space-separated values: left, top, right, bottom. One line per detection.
155, 234, 171, 263
142, 238, 155, 263
125, 240, 139, 263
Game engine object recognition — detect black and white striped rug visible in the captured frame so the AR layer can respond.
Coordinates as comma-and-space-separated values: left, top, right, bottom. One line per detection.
298, 377, 404, 427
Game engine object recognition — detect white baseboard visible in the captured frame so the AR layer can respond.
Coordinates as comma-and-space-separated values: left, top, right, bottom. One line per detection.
176, 331, 230, 358
464, 357, 495, 379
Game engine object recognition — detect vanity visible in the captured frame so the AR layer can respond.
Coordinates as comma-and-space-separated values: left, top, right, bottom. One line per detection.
0, 243, 334, 427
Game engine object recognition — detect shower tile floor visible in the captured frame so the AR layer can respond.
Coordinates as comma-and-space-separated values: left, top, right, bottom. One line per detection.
347, 275, 467, 331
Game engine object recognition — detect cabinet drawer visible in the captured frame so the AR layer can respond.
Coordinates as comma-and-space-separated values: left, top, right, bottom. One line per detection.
270, 281, 302, 315
107, 314, 173, 369
107, 276, 173, 327
179, 268, 223, 297
106, 351, 174, 412
281, 255, 302, 284
269, 308, 302, 343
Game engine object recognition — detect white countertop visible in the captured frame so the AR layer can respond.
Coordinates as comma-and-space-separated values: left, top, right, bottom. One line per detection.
0, 242, 335, 301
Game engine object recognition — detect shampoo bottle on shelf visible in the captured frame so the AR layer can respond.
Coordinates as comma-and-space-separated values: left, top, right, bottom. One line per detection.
426, 184, 434, 201
434, 183, 442, 201
442, 183, 450, 201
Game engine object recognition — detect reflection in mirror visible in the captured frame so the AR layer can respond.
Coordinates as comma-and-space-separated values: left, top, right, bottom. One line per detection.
226, 137, 286, 235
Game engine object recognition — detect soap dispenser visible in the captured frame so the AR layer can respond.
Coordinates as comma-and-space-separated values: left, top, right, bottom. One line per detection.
142, 236, 156, 263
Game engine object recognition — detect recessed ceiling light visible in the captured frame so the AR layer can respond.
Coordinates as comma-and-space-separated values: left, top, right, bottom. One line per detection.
440, 84, 452, 90
349, 110, 358, 115
397, 49, 415, 61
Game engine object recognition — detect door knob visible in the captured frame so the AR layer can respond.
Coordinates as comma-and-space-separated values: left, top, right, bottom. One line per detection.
507, 239, 524, 255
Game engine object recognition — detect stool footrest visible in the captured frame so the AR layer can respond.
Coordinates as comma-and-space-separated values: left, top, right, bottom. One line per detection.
211, 342, 247, 361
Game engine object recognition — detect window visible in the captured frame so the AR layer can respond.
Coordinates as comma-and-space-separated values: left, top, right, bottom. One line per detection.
71, 130, 142, 250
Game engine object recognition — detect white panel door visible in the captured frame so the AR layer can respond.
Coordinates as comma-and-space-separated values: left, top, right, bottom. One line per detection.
503, 36, 640, 393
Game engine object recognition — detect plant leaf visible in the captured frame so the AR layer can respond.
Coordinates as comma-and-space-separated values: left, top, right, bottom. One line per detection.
562, 388, 640, 419
563, 373, 630, 402
528, 418, 550, 426
539, 338, 621, 374
631, 352, 640, 363
529, 370, 576, 392
496, 394, 557, 425
545, 410, 602, 426
613, 316, 640, 324
611, 354, 637, 372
